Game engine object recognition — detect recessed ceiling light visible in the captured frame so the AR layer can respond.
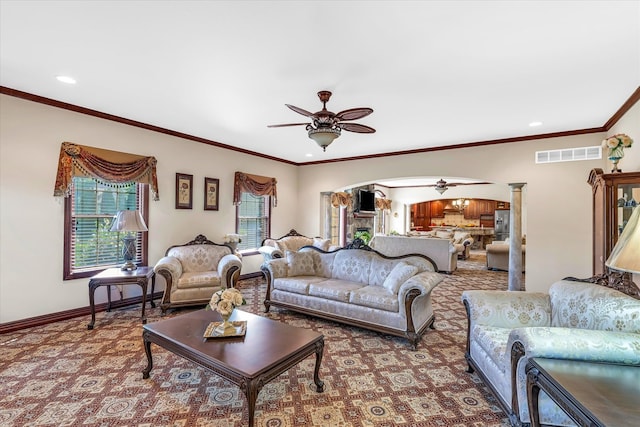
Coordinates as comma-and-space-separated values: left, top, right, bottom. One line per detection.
56, 75, 76, 84
529, 121, 542, 127
305, 153, 313, 157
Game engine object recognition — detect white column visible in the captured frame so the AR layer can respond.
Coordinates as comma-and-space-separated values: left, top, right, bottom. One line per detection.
508, 183, 526, 291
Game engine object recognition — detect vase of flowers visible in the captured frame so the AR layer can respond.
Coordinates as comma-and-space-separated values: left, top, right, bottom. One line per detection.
223, 233, 242, 252
603, 133, 633, 173
207, 288, 246, 334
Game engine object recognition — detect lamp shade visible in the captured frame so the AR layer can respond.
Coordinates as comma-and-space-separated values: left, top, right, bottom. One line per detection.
308, 128, 341, 151
606, 205, 640, 274
110, 210, 148, 232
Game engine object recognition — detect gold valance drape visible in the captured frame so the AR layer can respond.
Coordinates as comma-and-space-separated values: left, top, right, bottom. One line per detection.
330, 192, 353, 208
375, 198, 392, 211
53, 142, 159, 200
233, 171, 277, 206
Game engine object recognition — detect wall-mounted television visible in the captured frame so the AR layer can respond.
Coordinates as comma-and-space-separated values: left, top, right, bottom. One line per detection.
357, 190, 376, 213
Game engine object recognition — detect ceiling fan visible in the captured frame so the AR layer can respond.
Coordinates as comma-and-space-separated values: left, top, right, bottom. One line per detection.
427, 179, 491, 195
268, 91, 375, 151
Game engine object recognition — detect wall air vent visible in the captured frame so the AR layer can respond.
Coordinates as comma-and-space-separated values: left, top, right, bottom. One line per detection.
535, 146, 601, 164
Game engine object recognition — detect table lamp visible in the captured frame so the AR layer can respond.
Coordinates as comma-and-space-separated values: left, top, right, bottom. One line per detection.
110, 209, 148, 271
605, 205, 640, 295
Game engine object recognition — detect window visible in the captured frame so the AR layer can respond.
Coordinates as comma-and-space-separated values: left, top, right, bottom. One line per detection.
236, 192, 270, 251
64, 177, 148, 280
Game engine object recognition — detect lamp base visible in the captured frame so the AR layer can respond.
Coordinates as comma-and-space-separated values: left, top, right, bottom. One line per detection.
121, 261, 138, 271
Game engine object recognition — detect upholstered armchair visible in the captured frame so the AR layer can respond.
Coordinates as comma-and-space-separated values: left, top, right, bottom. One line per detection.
154, 234, 242, 313
486, 239, 526, 271
462, 279, 640, 426
258, 229, 339, 263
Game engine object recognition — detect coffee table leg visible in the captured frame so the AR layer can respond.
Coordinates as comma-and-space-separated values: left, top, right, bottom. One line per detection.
142, 331, 153, 379
244, 379, 260, 427
314, 339, 325, 392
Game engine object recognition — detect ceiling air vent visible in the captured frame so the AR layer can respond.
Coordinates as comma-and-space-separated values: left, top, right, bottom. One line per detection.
535, 146, 601, 164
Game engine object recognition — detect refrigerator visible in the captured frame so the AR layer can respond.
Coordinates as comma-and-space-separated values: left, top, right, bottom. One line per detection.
494, 209, 510, 241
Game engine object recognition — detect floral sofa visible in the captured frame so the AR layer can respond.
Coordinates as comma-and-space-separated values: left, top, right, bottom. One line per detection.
258, 229, 340, 263
154, 234, 242, 313
261, 241, 443, 349
461, 279, 640, 426
369, 234, 460, 273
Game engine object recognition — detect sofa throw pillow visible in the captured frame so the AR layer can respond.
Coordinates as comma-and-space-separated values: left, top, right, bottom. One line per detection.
382, 262, 419, 294
286, 251, 316, 276
312, 237, 331, 251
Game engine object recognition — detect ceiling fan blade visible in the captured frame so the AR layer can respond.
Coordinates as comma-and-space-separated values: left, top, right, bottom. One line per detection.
335, 107, 373, 121
339, 123, 376, 133
286, 104, 315, 117
267, 123, 310, 128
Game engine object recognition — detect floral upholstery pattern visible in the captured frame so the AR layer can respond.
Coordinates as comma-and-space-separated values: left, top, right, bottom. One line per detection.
550, 280, 640, 333
259, 230, 340, 264
332, 250, 373, 284
168, 245, 225, 273
286, 251, 315, 276
382, 262, 419, 293
462, 279, 640, 426
154, 237, 242, 313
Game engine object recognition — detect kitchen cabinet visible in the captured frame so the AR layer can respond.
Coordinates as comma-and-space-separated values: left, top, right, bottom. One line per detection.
464, 199, 496, 219
588, 168, 640, 275
430, 200, 445, 218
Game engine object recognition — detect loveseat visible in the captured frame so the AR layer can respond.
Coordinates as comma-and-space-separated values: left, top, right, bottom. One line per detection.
407, 229, 475, 259
258, 229, 340, 263
462, 279, 640, 426
369, 234, 459, 273
154, 234, 242, 313
261, 240, 443, 349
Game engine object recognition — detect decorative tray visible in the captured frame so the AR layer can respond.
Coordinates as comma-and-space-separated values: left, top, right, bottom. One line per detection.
203, 321, 247, 339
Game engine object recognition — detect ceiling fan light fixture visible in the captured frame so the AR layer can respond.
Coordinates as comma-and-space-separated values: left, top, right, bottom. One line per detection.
308, 127, 341, 151
434, 178, 449, 195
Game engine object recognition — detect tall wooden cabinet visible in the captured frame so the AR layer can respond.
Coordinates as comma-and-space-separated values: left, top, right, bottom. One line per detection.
588, 168, 640, 275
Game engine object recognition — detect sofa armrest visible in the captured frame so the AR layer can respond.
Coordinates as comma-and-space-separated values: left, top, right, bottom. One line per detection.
154, 256, 183, 285
262, 258, 289, 280
259, 245, 283, 261
462, 237, 474, 246
398, 271, 442, 298
462, 290, 551, 329
508, 327, 640, 422
509, 327, 640, 364
217, 253, 242, 288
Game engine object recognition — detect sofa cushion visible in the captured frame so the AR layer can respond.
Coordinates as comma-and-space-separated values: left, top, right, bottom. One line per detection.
273, 276, 326, 295
368, 256, 399, 287
332, 250, 373, 284
349, 286, 399, 312
308, 279, 365, 302
312, 237, 331, 251
177, 271, 220, 289
286, 251, 315, 276
168, 245, 225, 273
382, 262, 419, 293
550, 280, 640, 333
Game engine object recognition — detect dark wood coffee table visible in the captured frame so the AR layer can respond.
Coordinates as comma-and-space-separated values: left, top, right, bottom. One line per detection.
526, 357, 640, 427
142, 309, 324, 426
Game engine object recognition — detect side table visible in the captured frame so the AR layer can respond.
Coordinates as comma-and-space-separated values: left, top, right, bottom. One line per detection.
526, 357, 640, 427
88, 266, 156, 330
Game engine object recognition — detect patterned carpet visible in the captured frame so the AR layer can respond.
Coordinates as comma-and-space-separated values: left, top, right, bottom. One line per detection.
0, 252, 511, 426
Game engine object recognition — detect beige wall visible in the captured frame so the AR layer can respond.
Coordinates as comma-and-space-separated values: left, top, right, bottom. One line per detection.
1, 94, 638, 323
0, 95, 298, 323
297, 100, 640, 292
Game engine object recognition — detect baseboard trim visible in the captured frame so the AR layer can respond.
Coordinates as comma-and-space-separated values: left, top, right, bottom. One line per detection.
1, 274, 264, 333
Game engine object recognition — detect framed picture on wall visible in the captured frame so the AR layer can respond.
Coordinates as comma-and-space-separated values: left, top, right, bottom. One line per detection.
204, 177, 219, 211
175, 173, 193, 209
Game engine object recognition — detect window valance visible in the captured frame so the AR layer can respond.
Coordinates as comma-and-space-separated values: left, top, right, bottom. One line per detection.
233, 171, 277, 206
331, 192, 353, 208
53, 142, 159, 200
376, 198, 392, 211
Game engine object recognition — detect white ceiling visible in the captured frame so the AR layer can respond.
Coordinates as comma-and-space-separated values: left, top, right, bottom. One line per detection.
1, 1, 639, 165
